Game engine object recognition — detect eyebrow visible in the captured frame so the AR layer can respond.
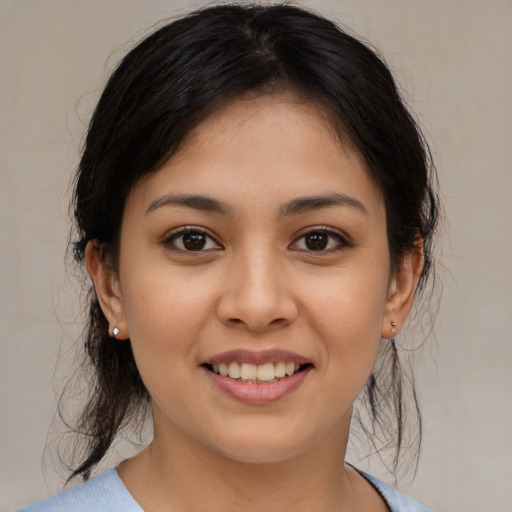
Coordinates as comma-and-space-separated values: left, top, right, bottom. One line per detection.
145, 192, 367, 217
280, 193, 368, 217
145, 194, 234, 217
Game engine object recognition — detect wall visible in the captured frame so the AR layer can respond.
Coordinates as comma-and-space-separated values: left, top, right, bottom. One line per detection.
1, 1, 511, 510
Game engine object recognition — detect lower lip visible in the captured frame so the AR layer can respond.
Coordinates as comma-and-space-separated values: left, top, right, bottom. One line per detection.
202, 366, 312, 405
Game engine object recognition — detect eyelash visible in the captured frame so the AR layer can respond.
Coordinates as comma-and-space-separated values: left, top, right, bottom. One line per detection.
290, 227, 350, 254
162, 227, 221, 252
162, 226, 350, 254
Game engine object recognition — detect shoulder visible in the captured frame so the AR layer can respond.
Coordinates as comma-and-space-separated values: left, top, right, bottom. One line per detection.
358, 469, 431, 512
15, 469, 143, 512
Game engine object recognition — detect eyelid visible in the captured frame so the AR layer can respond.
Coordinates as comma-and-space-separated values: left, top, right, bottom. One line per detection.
289, 226, 351, 252
161, 225, 223, 251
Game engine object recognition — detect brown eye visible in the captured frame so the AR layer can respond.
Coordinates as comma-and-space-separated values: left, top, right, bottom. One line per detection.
291, 229, 348, 253
165, 229, 220, 252
182, 232, 207, 250
304, 232, 329, 251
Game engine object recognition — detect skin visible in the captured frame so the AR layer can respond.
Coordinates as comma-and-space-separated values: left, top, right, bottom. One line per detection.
87, 93, 423, 512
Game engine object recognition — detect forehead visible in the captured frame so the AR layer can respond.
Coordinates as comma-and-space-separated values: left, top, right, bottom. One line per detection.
127, 93, 384, 219
175, 93, 351, 172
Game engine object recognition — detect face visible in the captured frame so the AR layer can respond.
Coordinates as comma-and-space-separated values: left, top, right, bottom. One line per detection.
90, 94, 416, 464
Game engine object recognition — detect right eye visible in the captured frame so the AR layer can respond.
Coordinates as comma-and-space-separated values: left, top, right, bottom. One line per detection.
163, 228, 221, 252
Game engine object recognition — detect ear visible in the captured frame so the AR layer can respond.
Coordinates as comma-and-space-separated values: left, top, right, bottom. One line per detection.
381, 240, 424, 339
85, 240, 128, 339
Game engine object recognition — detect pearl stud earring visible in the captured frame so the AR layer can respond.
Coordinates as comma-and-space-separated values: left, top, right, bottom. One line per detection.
391, 321, 397, 334
112, 326, 120, 337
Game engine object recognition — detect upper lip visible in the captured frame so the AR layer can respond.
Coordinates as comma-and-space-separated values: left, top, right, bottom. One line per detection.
204, 349, 313, 366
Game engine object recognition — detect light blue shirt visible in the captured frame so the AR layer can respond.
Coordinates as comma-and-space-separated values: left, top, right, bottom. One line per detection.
16, 468, 431, 511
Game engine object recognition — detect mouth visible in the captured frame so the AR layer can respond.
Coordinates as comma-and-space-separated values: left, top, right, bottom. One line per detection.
201, 350, 314, 404
202, 361, 313, 384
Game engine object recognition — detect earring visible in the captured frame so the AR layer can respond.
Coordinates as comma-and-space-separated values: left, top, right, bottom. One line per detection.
391, 321, 397, 334
112, 326, 120, 337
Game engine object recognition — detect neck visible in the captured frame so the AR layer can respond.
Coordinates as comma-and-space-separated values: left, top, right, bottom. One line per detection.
119, 413, 355, 512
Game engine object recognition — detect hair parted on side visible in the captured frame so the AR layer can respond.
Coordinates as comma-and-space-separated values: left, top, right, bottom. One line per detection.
66, 3, 439, 482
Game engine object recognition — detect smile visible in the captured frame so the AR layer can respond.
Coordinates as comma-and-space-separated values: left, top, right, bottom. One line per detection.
204, 361, 309, 383
201, 349, 314, 403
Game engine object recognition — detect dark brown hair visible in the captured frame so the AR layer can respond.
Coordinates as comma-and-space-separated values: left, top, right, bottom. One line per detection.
66, 3, 439, 481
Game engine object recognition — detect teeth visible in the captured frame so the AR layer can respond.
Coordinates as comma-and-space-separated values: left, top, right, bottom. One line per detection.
240, 363, 258, 380
274, 362, 286, 378
211, 361, 304, 381
228, 362, 241, 379
257, 363, 275, 381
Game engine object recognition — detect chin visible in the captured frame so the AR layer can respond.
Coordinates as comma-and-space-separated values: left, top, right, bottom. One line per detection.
202, 423, 322, 465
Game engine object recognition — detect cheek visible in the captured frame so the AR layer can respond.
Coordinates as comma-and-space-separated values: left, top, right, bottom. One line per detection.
121, 261, 214, 337
119, 278, 205, 419
301, 262, 389, 334
298, 263, 389, 378
118, 267, 213, 389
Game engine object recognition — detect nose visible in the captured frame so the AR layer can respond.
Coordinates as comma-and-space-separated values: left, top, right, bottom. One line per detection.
217, 249, 298, 332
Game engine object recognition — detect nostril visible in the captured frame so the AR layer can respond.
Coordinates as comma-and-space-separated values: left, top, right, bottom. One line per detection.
225, 316, 291, 332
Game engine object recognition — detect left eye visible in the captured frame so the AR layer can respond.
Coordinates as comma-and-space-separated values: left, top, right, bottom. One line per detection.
291, 230, 346, 252
165, 229, 220, 252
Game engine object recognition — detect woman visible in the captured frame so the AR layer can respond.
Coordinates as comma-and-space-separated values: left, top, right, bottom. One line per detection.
19, 4, 438, 511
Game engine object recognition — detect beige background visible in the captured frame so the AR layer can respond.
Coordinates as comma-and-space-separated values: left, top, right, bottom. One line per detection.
1, 1, 511, 510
